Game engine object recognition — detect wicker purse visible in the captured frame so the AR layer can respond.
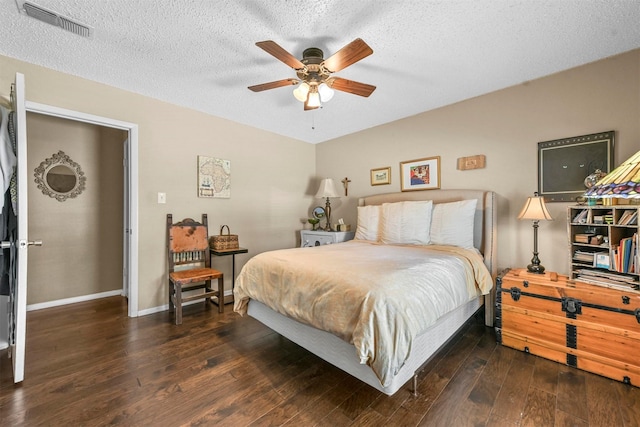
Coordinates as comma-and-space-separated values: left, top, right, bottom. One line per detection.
209, 225, 239, 251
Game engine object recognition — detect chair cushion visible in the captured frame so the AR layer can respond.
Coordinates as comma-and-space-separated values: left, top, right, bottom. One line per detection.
170, 267, 223, 285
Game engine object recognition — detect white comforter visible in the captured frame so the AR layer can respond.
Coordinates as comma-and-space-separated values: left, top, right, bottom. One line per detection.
233, 240, 492, 387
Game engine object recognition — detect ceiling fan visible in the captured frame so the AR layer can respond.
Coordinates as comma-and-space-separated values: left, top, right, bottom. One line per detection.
248, 38, 376, 111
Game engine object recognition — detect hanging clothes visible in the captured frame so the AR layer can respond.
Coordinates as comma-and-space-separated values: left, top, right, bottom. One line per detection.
0, 106, 17, 298
0, 106, 16, 209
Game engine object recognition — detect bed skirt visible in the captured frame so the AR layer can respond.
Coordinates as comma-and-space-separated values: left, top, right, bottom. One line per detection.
247, 295, 483, 395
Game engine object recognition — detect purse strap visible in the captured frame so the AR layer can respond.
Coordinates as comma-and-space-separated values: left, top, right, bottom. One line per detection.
219, 224, 230, 236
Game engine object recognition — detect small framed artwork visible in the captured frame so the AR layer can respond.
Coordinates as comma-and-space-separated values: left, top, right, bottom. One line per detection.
198, 155, 231, 198
538, 131, 614, 202
370, 166, 391, 186
400, 156, 441, 191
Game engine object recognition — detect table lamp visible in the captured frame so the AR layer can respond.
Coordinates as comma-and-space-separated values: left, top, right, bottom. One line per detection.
518, 192, 553, 274
584, 150, 640, 200
315, 178, 339, 231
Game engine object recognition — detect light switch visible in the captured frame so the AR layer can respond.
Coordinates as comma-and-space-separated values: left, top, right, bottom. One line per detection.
157, 192, 166, 204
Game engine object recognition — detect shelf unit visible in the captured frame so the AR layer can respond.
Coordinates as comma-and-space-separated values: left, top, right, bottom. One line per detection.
567, 205, 639, 286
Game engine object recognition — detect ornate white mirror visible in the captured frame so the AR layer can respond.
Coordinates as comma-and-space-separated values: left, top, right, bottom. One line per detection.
33, 151, 86, 202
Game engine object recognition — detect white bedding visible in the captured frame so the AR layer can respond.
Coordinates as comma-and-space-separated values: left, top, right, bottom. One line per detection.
234, 240, 492, 387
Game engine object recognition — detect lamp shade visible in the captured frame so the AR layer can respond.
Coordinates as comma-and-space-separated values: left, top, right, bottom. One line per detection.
293, 82, 310, 102
584, 150, 640, 198
315, 178, 339, 198
307, 90, 321, 108
518, 193, 553, 221
318, 83, 334, 102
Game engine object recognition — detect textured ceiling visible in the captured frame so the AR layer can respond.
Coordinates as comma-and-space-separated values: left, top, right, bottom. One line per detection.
1, 0, 639, 144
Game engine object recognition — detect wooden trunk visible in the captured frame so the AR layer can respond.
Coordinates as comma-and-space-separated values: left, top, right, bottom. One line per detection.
496, 268, 640, 386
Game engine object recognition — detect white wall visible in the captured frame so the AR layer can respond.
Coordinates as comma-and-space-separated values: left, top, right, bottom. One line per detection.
316, 49, 640, 276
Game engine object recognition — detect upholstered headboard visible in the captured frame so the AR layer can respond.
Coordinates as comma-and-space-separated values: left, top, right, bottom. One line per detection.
358, 189, 497, 325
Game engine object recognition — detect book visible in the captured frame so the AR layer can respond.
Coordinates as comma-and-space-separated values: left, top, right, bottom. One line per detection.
573, 250, 595, 263
595, 252, 610, 269
572, 209, 588, 223
575, 233, 595, 243
618, 210, 638, 226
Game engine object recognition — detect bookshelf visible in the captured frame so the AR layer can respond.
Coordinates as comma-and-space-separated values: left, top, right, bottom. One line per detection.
568, 205, 639, 290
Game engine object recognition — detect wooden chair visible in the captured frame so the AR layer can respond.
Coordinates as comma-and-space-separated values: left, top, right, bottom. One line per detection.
167, 214, 223, 325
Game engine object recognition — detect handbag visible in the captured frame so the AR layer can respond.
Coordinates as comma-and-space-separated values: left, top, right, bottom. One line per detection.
210, 225, 239, 251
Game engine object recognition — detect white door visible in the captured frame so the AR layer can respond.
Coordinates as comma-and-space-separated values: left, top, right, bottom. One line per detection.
123, 138, 129, 299
9, 72, 41, 383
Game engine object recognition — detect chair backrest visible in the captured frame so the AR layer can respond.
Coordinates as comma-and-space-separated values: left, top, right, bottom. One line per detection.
167, 214, 211, 272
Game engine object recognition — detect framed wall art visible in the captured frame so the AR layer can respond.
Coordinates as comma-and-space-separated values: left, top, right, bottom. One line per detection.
198, 155, 231, 198
370, 166, 391, 186
538, 131, 614, 202
400, 156, 441, 191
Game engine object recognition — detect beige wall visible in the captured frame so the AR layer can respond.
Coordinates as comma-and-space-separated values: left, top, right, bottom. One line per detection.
0, 55, 316, 312
317, 49, 640, 276
26, 114, 125, 304
1, 48, 638, 312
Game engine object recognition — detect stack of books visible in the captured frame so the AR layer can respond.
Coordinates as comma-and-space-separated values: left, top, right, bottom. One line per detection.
575, 269, 640, 291
573, 250, 594, 263
575, 233, 595, 244
611, 233, 638, 274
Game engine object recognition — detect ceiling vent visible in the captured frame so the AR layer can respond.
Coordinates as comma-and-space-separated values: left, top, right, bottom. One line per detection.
15, 1, 92, 37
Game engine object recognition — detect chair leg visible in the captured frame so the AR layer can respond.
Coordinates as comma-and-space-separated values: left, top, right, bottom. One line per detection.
218, 276, 224, 314
175, 282, 183, 325
168, 280, 175, 314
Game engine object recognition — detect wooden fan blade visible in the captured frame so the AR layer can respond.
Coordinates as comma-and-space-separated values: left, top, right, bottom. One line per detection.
328, 77, 376, 97
322, 38, 373, 73
256, 40, 305, 69
248, 79, 298, 92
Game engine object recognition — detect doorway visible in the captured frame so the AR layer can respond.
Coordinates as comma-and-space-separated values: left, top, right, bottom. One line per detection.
26, 114, 125, 309
24, 101, 139, 317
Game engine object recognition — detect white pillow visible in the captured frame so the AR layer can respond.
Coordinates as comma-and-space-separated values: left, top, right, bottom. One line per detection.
354, 205, 381, 241
430, 199, 477, 249
380, 200, 433, 245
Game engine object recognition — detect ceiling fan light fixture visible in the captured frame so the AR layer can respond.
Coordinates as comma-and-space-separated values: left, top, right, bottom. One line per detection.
307, 89, 321, 108
318, 83, 334, 102
293, 82, 309, 102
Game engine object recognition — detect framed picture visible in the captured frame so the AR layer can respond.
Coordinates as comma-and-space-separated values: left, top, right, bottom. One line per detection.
370, 166, 391, 186
400, 156, 441, 191
538, 131, 614, 202
198, 155, 231, 198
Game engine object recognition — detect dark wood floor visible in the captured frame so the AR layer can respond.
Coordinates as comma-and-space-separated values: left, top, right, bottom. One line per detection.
1, 297, 639, 426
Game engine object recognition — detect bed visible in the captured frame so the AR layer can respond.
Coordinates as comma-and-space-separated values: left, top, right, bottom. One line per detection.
234, 189, 497, 395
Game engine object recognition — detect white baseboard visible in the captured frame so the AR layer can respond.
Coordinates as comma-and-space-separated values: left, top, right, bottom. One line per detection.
27, 290, 123, 312
138, 290, 234, 317
138, 303, 169, 317
26, 289, 235, 316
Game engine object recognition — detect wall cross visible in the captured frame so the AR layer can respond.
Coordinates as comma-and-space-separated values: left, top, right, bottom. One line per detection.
341, 177, 351, 196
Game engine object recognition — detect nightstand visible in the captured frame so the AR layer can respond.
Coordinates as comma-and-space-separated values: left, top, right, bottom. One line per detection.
300, 230, 355, 247
210, 247, 248, 305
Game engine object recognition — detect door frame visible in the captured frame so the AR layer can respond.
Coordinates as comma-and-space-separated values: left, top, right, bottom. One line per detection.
25, 101, 139, 317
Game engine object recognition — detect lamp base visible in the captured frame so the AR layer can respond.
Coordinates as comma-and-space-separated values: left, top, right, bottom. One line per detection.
527, 263, 545, 274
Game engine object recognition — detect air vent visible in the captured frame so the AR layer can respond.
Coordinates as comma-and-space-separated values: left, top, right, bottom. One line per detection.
16, 1, 92, 37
